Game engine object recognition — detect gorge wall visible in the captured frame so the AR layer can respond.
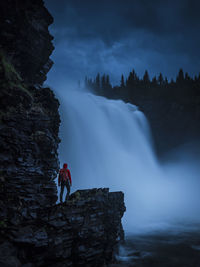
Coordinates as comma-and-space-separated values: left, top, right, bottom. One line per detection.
0, 1, 125, 266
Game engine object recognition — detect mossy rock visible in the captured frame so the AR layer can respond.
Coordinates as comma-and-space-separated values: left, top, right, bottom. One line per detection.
0, 49, 22, 82
0, 220, 7, 228
0, 49, 33, 100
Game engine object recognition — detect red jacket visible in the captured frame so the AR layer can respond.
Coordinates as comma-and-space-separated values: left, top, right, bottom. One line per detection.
58, 168, 72, 185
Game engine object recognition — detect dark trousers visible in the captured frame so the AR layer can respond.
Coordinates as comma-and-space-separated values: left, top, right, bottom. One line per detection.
60, 180, 70, 202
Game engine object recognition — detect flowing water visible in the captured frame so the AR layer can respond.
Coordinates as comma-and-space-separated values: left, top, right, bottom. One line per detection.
56, 89, 200, 265
110, 224, 200, 266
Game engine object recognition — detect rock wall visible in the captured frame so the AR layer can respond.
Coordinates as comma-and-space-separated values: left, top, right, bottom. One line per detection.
0, 0, 54, 85
0, 1, 126, 266
0, 189, 125, 267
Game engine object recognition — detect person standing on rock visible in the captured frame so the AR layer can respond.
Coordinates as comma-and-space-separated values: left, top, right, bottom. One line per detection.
58, 163, 72, 203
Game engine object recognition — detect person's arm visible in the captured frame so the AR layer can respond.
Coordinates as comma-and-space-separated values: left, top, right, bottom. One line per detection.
68, 169, 72, 186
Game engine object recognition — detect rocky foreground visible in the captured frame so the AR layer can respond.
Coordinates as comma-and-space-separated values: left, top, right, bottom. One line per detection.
0, 187, 125, 267
0, 0, 125, 266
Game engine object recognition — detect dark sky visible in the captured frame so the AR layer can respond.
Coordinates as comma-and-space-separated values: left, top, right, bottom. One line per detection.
44, 0, 200, 87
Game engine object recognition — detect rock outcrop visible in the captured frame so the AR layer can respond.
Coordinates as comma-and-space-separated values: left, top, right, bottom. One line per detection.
0, 188, 125, 266
0, 0, 126, 266
0, 0, 54, 85
0, 49, 60, 209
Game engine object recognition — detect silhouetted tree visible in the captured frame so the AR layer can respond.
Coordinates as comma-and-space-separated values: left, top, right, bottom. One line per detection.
127, 69, 137, 87
185, 72, 191, 81
158, 73, 164, 85
170, 78, 175, 84
106, 75, 110, 86
95, 73, 100, 90
143, 70, 150, 84
198, 73, 200, 82
86, 68, 200, 110
101, 74, 106, 90
120, 74, 125, 87
176, 68, 184, 83
105, 75, 112, 91
152, 76, 157, 86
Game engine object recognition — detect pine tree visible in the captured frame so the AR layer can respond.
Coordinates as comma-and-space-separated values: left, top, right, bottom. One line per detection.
185, 72, 190, 81
176, 68, 184, 83
143, 70, 150, 84
101, 74, 106, 90
105, 75, 112, 90
170, 78, 175, 84
95, 73, 100, 90
127, 69, 137, 87
152, 76, 157, 85
120, 74, 125, 87
198, 73, 200, 82
158, 73, 164, 85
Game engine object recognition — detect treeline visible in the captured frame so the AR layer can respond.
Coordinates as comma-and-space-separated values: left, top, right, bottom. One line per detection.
85, 69, 200, 103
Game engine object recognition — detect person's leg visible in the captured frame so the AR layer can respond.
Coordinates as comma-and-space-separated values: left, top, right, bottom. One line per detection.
65, 180, 71, 202
60, 182, 64, 203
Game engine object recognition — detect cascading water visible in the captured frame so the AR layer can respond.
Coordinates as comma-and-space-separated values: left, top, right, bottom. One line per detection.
56, 89, 200, 233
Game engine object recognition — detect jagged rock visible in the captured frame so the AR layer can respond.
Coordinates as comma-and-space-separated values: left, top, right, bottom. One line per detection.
0, 187, 125, 266
0, 0, 54, 85
0, 0, 126, 266
0, 241, 20, 267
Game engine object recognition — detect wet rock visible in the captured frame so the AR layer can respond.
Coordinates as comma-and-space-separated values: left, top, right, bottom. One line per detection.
0, 0, 54, 85
0, 1, 126, 266
0, 241, 21, 267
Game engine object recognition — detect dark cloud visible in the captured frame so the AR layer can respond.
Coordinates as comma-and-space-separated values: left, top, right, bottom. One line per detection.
44, 0, 200, 88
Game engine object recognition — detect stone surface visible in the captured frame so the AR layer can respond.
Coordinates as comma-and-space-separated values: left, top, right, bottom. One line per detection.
0, 0, 126, 266
0, 189, 125, 266
0, 0, 54, 85
0, 53, 60, 210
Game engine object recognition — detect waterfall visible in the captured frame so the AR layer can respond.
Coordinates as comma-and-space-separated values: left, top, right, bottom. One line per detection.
56, 89, 200, 233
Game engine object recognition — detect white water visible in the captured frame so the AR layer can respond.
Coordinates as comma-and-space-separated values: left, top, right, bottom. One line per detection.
57, 89, 200, 233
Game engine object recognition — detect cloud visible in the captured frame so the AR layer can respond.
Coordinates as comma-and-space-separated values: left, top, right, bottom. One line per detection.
44, 0, 200, 88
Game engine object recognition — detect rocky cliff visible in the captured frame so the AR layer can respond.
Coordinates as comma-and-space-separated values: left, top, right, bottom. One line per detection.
0, 186, 125, 266
0, 0, 125, 266
0, 0, 54, 86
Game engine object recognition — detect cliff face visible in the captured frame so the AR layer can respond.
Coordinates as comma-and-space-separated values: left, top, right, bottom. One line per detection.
0, 0, 54, 85
0, 52, 60, 208
0, 1, 126, 266
0, 188, 125, 267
